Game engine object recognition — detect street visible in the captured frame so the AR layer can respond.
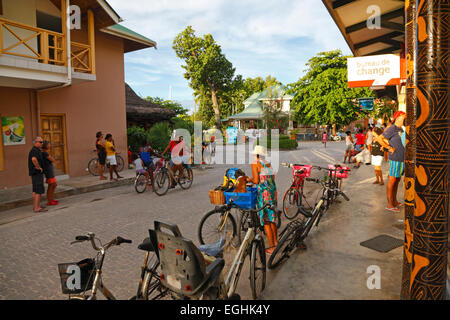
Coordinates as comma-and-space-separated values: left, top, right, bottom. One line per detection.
0, 141, 403, 300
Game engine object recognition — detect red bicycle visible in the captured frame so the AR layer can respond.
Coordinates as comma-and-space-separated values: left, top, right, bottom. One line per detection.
281, 163, 312, 220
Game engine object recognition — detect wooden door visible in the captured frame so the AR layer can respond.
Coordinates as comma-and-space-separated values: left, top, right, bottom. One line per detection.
40, 114, 67, 176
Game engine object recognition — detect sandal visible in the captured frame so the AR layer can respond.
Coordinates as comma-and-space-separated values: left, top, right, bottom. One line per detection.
386, 207, 400, 213
34, 208, 48, 213
396, 203, 405, 208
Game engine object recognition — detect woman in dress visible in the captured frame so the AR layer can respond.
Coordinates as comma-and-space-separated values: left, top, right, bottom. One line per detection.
343, 131, 354, 163
247, 145, 278, 254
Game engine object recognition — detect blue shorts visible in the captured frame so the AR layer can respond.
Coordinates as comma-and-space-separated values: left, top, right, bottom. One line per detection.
389, 160, 404, 178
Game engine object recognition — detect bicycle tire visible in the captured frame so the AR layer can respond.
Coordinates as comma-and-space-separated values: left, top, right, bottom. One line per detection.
282, 187, 301, 220
179, 167, 193, 190
250, 238, 266, 299
116, 155, 125, 172
268, 222, 301, 269
198, 208, 237, 246
236, 209, 249, 247
135, 174, 147, 194
141, 259, 169, 300
88, 158, 99, 176
154, 169, 170, 196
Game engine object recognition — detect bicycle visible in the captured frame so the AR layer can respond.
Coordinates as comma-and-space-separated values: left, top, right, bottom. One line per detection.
155, 203, 277, 300
57, 232, 167, 300
134, 157, 165, 194
281, 164, 312, 220
88, 150, 124, 176
150, 156, 194, 196
267, 164, 350, 269
198, 186, 281, 248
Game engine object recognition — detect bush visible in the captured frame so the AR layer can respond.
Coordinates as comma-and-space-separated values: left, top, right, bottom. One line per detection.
127, 126, 149, 153
256, 134, 297, 150
148, 122, 171, 153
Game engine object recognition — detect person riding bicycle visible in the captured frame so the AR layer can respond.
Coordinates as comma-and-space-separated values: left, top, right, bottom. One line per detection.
246, 145, 278, 255
162, 131, 190, 189
140, 142, 161, 191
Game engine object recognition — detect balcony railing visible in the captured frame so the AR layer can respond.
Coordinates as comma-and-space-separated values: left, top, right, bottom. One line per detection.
0, 17, 94, 74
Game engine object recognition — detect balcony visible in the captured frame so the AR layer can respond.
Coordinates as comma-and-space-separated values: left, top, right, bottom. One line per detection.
0, 17, 95, 89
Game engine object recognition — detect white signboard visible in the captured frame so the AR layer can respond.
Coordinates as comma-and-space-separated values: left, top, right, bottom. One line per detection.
348, 54, 401, 88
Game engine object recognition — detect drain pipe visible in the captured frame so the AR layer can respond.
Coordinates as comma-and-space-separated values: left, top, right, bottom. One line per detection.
35, 0, 72, 134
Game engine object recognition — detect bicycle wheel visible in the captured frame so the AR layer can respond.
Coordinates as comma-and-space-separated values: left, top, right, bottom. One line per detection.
88, 158, 99, 176
178, 167, 193, 190
154, 169, 170, 196
198, 208, 237, 246
134, 174, 147, 194
268, 222, 302, 269
282, 188, 301, 220
116, 155, 125, 172
250, 238, 266, 299
141, 258, 169, 300
236, 209, 249, 247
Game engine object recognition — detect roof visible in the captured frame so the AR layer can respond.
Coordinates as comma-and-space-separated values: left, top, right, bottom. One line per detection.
228, 101, 265, 120
101, 24, 157, 53
125, 83, 175, 122
322, 0, 404, 57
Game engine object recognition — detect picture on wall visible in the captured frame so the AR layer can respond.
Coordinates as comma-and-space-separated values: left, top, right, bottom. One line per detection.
2, 116, 26, 146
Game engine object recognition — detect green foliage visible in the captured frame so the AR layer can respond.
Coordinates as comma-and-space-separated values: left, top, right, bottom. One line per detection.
257, 134, 297, 150
147, 122, 171, 153
172, 116, 194, 135
146, 97, 189, 116
127, 126, 149, 153
288, 50, 374, 126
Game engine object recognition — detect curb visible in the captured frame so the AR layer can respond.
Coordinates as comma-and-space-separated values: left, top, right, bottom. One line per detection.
0, 177, 134, 213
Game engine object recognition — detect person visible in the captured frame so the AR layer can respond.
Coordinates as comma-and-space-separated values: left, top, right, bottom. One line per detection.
140, 142, 161, 191
28, 137, 47, 212
133, 153, 151, 189
162, 132, 187, 188
42, 141, 58, 205
95, 132, 107, 180
351, 144, 371, 168
343, 131, 354, 163
366, 126, 373, 154
128, 146, 133, 168
210, 134, 216, 155
246, 145, 279, 255
375, 111, 406, 212
354, 129, 365, 152
105, 133, 123, 181
371, 127, 385, 185
322, 131, 327, 148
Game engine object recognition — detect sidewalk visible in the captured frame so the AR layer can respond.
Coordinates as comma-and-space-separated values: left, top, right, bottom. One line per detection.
261, 160, 406, 300
0, 169, 137, 220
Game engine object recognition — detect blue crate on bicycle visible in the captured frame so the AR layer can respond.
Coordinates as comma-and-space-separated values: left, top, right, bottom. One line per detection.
224, 187, 257, 209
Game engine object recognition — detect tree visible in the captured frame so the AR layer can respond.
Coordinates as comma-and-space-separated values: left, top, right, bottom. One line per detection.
288, 50, 373, 126
173, 26, 236, 129
145, 97, 189, 116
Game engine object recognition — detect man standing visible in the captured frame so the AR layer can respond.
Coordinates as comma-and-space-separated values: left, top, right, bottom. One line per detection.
28, 137, 47, 212
376, 111, 406, 212
105, 134, 123, 181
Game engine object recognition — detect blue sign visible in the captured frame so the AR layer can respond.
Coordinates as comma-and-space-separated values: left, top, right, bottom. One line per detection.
358, 98, 374, 111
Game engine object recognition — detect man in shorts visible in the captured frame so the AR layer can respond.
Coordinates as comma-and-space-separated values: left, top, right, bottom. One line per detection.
376, 111, 406, 212
105, 133, 123, 181
28, 137, 46, 212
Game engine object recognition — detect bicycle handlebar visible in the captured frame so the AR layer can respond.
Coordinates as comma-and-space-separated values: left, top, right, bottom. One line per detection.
281, 163, 350, 173
226, 200, 278, 214
72, 233, 132, 251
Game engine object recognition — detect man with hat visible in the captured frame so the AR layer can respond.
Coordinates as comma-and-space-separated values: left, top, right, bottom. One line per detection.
375, 111, 406, 212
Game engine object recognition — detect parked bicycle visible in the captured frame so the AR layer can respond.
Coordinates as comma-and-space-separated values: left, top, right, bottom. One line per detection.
268, 164, 350, 269
282, 164, 312, 220
155, 203, 277, 300
88, 150, 124, 176
57, 232, 167, 300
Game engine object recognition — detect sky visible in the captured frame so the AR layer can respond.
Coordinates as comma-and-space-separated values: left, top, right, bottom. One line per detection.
107, 0, 352, 112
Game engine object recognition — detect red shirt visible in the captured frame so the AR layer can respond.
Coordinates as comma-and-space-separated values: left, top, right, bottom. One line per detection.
355, 133, 365, 145
169, 140, 183, 156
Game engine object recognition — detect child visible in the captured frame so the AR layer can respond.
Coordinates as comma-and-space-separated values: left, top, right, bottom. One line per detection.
42, 141, 58, 205
371, 127, 385, 185
343, 131, 354, 163
133, 153, 152, 190
322, 131, 327, 148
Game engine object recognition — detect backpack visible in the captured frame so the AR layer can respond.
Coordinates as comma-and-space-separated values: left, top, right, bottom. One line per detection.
222, 168, 246, 191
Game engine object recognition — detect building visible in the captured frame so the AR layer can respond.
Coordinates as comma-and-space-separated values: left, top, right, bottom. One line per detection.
0, 0, 156, 188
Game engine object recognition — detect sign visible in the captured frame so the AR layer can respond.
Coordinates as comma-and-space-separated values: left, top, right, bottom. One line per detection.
358, 98, 374, 111
348, 54, 405, 88
2, 116, 25, 145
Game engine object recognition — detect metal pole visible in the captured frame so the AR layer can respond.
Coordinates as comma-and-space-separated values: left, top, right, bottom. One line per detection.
410, 0, 449, 300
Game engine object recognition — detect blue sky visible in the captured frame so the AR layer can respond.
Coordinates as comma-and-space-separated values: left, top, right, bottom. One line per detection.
107, 0, 352, 112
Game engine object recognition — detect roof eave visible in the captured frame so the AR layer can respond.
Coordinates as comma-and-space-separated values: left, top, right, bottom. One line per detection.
98, 0, 123, 24
100, 27, 157, 51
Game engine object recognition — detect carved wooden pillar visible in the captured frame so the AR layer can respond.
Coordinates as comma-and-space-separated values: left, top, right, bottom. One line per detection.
410, 0, 449, 300
401, 0, 417, 300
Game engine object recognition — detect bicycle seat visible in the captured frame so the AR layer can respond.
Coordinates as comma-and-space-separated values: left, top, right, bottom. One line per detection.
152, 221, 225, 298
198, 238, 225, 258
138, 237, 155, 252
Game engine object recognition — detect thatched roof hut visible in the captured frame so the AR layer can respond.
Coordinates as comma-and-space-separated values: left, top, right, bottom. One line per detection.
126, 83, 175, 128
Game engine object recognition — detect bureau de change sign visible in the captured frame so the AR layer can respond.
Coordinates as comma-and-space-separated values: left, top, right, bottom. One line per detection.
347, 54, 403, 88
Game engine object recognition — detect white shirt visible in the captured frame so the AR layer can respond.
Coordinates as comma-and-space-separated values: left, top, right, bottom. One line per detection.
134, 158, 144, 171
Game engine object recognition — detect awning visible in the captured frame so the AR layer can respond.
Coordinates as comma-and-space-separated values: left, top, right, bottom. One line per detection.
322, 0, 405, 57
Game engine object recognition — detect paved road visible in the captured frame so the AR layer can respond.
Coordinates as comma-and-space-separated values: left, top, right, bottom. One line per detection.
0, 141, 349, 300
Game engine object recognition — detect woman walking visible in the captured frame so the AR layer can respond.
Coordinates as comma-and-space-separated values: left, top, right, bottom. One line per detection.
343, 131, 354, 163
42, 141, 58, 205
247, 145, 278, 255
371, 127, 385, 185
95, 132, 107, 180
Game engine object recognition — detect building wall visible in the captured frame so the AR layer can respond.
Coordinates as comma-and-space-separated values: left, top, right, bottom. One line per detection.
0, 30, 127, 188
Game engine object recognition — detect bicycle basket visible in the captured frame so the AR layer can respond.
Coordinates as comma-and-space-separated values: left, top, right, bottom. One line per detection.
293, 165, 312, 178
209, 189, 226, 205
224, 187, 257, 209
58, 258, 95, 294
328, 165, 349, 179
